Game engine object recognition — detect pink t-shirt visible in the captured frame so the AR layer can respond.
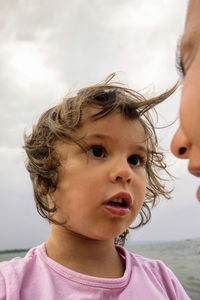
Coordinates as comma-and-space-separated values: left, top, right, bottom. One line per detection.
0, 243, 190, 299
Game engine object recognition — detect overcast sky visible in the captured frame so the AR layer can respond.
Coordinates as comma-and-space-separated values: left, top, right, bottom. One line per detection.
0, 0, 199, 251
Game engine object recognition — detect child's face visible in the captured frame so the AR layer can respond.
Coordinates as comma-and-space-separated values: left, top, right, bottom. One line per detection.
53, 108, 147, 241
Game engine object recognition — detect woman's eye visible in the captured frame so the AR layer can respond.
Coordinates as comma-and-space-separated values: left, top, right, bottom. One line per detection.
88, 145, 106, 158
128, 155, 144, 166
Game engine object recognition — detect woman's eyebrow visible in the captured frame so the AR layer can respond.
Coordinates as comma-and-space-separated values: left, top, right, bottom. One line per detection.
175, 37, 185, 79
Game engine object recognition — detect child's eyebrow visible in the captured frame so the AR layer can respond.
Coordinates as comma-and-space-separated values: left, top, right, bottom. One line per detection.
84, 133, 147, 155
136, 145, 147, 155
84, 133, 110, 141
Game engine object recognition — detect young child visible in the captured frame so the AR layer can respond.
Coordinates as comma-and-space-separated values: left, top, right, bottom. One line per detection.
0, 74, 190, 299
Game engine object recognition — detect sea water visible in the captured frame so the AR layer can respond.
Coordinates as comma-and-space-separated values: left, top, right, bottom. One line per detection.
0, 239, 199, 299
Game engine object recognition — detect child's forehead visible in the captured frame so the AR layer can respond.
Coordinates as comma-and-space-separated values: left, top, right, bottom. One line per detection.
80, 106, 134, 125
78, 107, 147, 145
81, 106, 102, 122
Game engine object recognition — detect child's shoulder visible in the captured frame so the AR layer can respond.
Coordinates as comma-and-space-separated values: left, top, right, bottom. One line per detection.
120, 246, 167, 268
119, 247, 190, 299
124, 247, 171, 274
0, 244, 41, 278
0, 244, 45, 299
131, 251, 166, 268
121, 246, 177, 285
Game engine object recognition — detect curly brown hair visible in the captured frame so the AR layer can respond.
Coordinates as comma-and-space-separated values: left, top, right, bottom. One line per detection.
24, 74, 177, 245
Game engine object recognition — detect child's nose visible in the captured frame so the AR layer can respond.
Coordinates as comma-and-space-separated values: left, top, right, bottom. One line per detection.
171, 126, 191, 159
109, 160, 132, 184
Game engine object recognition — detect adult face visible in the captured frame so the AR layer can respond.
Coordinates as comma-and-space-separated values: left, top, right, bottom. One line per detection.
171, 0, 200, 201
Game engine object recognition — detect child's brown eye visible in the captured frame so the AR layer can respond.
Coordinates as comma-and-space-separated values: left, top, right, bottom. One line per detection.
88, 145, 106, 158
128, 155, 144, 166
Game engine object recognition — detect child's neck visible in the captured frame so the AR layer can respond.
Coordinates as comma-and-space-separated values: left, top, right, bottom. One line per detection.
45, 225, 125, 278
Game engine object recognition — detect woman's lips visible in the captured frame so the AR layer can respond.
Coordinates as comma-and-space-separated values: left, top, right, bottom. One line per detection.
188, 167, 200, 201
197, 185, 200, 201
189, 168, 200, 177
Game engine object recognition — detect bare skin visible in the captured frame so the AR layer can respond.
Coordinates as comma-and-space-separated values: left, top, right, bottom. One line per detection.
46, 226, 125, 278
171, 0, 200, 201
45, 109, 147, 278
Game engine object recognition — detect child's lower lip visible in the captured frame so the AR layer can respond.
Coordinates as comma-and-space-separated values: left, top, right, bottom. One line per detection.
103, 204, 130, 216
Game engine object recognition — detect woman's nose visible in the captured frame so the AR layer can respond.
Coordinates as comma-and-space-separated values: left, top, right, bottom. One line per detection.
109, 160, 132, 184
171, 126, 191, 159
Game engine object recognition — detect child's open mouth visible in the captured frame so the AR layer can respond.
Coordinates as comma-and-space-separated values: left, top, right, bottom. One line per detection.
103, 193, 132, 216
107, 198, 127, 208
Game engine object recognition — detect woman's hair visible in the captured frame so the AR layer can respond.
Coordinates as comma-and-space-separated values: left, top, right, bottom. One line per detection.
24, 73, 177, 245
